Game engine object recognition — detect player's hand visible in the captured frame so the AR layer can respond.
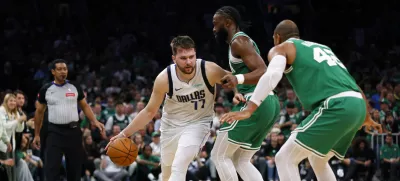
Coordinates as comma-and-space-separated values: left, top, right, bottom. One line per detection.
105, 132, 126, 151
221, 74, 238, 89
32, 136, 41, 150
233, 93, 246, 105
360, 117, 382, 133
220, 110, 252, 124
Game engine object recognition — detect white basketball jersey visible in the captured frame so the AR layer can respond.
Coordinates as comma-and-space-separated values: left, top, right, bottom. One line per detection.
161, 59, 215, 129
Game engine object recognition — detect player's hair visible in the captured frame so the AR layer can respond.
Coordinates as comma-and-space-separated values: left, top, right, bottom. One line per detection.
170, 36, 196, 55
216, 6, 251, 31
51, 59, 67, 70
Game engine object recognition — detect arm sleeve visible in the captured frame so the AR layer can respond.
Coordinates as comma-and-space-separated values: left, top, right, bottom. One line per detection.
250, 55, 287, 106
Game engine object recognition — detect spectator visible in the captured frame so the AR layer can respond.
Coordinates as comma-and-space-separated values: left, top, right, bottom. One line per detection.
383, 114, 399, 133
101, 97, 115, 121
135, 144, 161, 181
82, 134, 101, 178
93, 154, 128, 181
279, 102, 296, 140
380, 133, 400, 180
343, 137, 376, 181
0, 159, 14, 179
149, 132, 161, 158
187, 151, 210, 181
105, 101, 130, 132
0, 93, 25, 181
263, 133, 280, 181
129, 101, 145, 120
153, 110, 162, 132
14, 134, 35, 181
283, 89, 302, 111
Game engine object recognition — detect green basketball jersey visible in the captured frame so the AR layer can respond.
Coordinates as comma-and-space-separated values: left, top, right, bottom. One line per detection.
229, 32, 261, 94
285, 38, 359, 110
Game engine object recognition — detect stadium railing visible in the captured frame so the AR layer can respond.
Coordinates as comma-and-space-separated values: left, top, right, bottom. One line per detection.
370, 133, 400, 168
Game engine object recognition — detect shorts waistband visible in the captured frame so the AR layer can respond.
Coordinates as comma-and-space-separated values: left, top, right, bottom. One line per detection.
328, 91, 363, 100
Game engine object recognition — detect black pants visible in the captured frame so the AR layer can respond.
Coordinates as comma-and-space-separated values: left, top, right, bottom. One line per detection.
382, 162, 400, 181
45, 123, 83, 181
0, 152, 9, 181
343, 162, 376, 181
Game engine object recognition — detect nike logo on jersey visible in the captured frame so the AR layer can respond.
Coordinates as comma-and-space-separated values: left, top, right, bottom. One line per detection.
175, 88, 183, 91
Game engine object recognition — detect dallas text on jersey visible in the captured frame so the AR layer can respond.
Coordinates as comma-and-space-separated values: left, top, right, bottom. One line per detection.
176, 90, 206, 103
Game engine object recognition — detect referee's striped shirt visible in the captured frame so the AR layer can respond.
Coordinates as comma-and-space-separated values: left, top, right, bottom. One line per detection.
37, 80, 84, 124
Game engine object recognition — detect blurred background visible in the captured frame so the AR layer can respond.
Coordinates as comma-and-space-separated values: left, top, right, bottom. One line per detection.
1, 0, 400, 180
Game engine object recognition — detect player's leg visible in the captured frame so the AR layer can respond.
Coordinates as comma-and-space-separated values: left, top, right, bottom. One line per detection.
308, 152, 336, 181
231, 95, 280, 181
168, 122, 210, 181
232, 148, 263, 181
160, 129, 180, 181
275, 132, 311, 181
278, 96, 366, 181
210, 131, 241, 181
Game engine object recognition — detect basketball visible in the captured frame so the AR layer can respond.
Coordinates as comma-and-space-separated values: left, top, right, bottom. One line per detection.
107, 137, 138, 166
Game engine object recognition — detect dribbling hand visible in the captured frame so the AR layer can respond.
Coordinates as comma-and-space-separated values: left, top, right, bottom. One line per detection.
32, 136, 41, 150
105, 132, 126, 151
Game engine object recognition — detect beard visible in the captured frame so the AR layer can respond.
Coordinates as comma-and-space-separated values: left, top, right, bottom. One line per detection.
177, 64, 194, 74
214, 28, 229, 45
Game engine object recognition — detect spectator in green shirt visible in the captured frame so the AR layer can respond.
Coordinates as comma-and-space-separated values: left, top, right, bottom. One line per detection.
135, 144, 161, 181
101, 97, 116, 121
380, 133, 400, 180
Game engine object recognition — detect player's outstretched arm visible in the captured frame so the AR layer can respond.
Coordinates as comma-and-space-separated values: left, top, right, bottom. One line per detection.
106, 70, 168, 147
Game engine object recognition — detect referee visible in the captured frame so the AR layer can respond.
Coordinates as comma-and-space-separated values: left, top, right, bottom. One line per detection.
32, 59, 105, 181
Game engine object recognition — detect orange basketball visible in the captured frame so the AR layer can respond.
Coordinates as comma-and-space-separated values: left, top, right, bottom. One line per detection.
107, 137, 138, 166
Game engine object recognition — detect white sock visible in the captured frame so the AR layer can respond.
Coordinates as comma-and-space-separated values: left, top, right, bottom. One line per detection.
232, 148, 263, 181
210, 132, 240, 181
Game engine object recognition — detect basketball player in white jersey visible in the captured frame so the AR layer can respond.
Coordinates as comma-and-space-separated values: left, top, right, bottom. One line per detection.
107, 36, 229, 181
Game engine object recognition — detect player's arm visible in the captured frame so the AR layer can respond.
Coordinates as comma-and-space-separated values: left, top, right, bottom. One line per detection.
245, 43, 292, 113
230, 37, 267, 84
120, 70, 168, 137
205, 61, 229, 85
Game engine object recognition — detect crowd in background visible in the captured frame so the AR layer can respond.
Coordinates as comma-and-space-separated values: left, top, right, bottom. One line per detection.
1, 0, 400, 180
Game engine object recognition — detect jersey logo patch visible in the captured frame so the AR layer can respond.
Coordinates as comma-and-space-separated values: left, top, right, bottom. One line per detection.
175, 88, 183, 91
193, 84, 203, 88
66, 93, 75, 97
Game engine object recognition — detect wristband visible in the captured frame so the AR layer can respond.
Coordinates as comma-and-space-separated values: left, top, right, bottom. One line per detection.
235, 74, 245, 84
